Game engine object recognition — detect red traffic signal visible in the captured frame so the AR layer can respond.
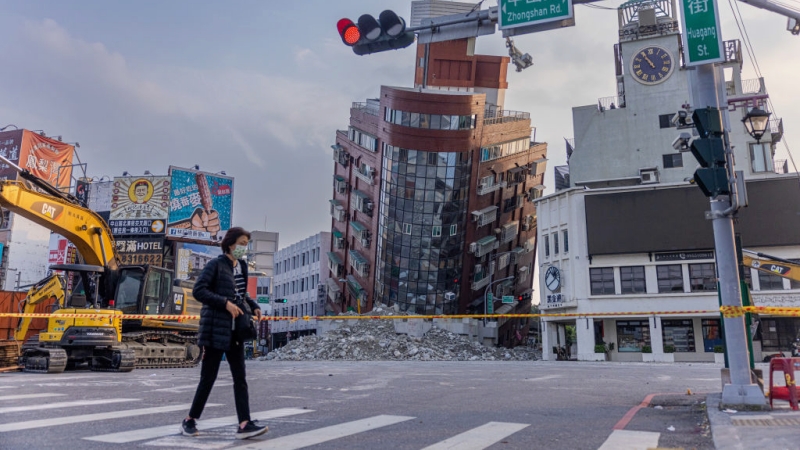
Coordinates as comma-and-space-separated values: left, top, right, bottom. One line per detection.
336, 10, 414, 56
337, 18, 361, 46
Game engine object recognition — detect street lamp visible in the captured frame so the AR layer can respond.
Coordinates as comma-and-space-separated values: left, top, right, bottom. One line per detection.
741, 107, 772, 143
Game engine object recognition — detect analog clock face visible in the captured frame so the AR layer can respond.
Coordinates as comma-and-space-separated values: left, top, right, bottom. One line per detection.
631, 46, 674, 85
545, 266, 561, 292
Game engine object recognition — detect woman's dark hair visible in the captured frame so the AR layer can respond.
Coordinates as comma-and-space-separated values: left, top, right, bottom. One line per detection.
220, 227, 251, 254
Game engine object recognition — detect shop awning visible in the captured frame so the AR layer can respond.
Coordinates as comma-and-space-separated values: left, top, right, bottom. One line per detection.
327, 251, 342, 265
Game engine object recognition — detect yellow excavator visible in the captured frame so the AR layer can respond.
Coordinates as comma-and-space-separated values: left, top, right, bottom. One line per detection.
3, 155, 201, 373
741, 250, 800, 283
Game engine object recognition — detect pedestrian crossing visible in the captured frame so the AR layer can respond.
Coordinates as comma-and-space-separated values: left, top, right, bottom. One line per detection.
0, 391, 663, 449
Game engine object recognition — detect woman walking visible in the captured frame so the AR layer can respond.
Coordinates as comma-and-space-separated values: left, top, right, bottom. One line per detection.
181, 227, 268, 440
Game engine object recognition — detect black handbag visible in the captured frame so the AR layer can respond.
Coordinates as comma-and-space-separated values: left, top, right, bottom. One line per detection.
233, 297, 257, 341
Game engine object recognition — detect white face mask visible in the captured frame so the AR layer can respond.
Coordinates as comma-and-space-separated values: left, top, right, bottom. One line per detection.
231, 245, 247, 259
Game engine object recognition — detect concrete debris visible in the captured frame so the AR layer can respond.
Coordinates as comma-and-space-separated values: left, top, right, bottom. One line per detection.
260, 306, 538, 362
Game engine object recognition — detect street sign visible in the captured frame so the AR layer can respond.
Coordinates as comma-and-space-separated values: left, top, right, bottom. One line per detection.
679, 0, 724, 66
257, 295, 270, 304
487, 292, 494, 314
502, 295, 515, 304
499, 0, 574, 30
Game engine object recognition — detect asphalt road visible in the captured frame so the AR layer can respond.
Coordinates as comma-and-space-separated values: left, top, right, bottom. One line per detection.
0, 360, 723, 450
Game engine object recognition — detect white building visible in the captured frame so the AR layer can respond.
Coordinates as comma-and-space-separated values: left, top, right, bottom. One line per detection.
271, 232, 331, 348
536, 0, 795, 362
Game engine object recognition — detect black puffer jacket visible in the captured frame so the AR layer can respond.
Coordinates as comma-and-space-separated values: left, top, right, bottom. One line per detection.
193, 255, 260, 350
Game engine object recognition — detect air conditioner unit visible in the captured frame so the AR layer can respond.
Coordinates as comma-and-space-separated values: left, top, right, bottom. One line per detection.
518, 266, 528, 273
444, 292, 456, 301
639, 168, 659, 185
469, 242, 478, 253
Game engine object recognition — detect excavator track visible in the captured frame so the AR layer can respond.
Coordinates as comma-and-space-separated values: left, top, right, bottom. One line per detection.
120, 331, 201, 369
20, 348, 68, 373
90, 348, 135, 372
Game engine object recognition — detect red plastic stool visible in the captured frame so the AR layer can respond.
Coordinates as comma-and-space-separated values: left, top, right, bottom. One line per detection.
768, 357, 800, 410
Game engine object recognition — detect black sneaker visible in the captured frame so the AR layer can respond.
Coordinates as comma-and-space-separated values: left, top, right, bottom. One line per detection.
236, 421, 268, 440
181, 418, 199, 436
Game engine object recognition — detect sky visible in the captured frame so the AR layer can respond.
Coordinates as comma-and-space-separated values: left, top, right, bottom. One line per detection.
0, 0, 797, 248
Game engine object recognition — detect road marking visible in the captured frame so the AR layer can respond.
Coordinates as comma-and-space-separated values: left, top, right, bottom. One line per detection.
237, 415, 415, 450
0, 403, 220, 432
152, 382, 232, 393
84, 408, 314, 443
420, 421, 530, 450
0, 398, 138, 414
597, 430, 660, 450
0, 393, 67, 401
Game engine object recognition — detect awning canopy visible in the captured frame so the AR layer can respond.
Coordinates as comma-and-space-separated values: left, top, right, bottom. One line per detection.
533, 157, 547, 164
349, 221, 366, 233
327, 251, 343, 265
332, 229, 343, 239
326, 278, 341, 293
349, 250, 368, 264
346, 275, 365, 300
494, 301, 518, 315
476, 235, 497, 246
329, 199, 342, 208
472, 205, 498, 216
334, 174, 345, 182
331, 144, 343, 151
352, 189, 370, 199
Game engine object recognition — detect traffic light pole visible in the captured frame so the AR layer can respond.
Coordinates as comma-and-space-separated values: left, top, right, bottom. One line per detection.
691, 64, 766, 407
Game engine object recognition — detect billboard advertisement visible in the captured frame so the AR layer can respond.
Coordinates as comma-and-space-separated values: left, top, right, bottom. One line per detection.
167, 167, 233, 242
0, 130, 75, 188
175, 242, 222, 280
109, 176, 170, 235
48, 234, 77, 267
114, 236, 165, 266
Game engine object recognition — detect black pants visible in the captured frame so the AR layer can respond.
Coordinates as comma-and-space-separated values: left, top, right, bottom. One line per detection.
189, 340, 251, 424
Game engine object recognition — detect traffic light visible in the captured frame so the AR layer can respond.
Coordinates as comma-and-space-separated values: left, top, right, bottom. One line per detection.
337, 10, 415, 56
274, 298, 288, 304
689, 108, 729, 198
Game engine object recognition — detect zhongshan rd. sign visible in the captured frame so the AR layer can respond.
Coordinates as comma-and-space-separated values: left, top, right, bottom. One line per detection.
499, 0, 574, 29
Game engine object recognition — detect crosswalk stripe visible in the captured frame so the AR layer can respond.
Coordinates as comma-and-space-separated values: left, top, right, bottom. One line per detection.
0, 403, 221, 433
420, 422, 530, 450
0, 393, 67, 401
0, 398, 138, 414
237, 415, 415, 450
597, 430, 661, 450
84, 407, 315, 443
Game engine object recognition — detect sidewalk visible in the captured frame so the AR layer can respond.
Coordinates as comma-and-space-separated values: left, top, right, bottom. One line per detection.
707, 392, 800, 450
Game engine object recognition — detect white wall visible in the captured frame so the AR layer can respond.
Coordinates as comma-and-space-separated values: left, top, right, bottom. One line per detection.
4, 215, 50, 290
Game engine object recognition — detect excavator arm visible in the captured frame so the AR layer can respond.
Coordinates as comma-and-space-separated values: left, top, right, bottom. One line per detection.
14, 273, 66, 342
0, 180, 118, 270
741, 250, 800, 283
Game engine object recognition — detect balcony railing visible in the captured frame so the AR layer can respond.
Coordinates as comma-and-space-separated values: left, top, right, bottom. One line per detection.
483, 109, 530, 125
597, 96, 625, 111
471, 272, 491, 291
770, 118, 784, 143
775, 159, 789, 174
477, 181, 506, 196
354, 169, 374, 185
726, 77, 765, 97
352, 102, 380, 116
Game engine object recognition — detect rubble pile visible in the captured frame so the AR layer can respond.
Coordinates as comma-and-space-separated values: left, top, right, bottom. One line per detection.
262, 306, 537, 362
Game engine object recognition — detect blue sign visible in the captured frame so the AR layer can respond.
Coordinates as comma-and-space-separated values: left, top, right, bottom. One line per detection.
167, 167, 233, 242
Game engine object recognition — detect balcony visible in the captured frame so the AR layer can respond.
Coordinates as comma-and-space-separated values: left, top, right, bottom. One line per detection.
483, 109, 530, 125
471, 270, 491, 291
470, 235, 499, 258
775, 159, 789, 174
327, 251, 344, 278
331, 144, 349, 167
472, 205, 498, 228
477, 181, 506, 196
352, 100, 380, 116
354, 168, 375, 185
597, 95, 625, 111
770, 118, 784, 144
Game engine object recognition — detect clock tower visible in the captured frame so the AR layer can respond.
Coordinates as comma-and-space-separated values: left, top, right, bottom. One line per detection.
615, 0, 685, 107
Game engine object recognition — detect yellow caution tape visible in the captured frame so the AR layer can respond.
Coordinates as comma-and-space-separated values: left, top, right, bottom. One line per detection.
2, 306, 799, 321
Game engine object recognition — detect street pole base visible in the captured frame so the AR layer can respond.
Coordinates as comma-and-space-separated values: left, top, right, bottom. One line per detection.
720, 383, 769, 410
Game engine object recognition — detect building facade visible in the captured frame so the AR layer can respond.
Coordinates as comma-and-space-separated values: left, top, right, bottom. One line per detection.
536, 0, 793, 362
329, 38, 547, 347
272, 232, 331, 348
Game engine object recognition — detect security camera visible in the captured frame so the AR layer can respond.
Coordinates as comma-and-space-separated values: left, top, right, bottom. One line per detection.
671, 110, 687, 126
671, 132, 693, 151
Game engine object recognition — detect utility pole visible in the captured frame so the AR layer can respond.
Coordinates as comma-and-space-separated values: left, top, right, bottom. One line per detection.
690, 61, 766, 408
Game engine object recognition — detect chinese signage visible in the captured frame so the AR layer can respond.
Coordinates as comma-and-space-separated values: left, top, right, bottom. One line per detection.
499, 0, 573, 30
48, 234, 77, 266
167, 167, 233, 242
109, 176, 170, 235
679, 0, 724, 66
654, 251, 714, 262
0, 130, 75, 187
544, 293, 565, 308
115, 236, 164, 266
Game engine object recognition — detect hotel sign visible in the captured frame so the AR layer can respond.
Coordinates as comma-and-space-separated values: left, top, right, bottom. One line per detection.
654, 251, 714, 262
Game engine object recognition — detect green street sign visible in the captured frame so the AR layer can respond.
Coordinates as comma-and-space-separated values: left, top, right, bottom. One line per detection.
257, 295, 270, 304
502, 295, 515, 304
499, 0, 573, 30
487, 293, 494, 314
679, 0, 724, 66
